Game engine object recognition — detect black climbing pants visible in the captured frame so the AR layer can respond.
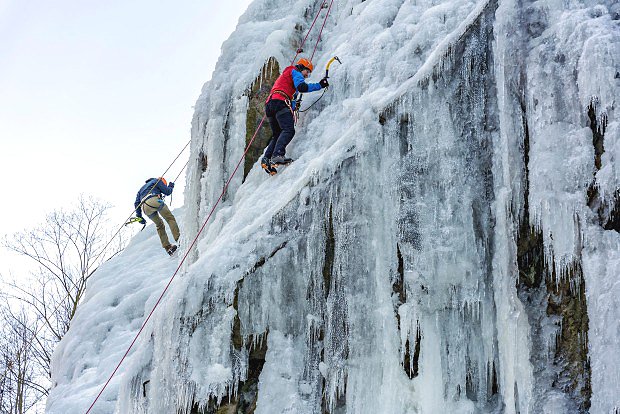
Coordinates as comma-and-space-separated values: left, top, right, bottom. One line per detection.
264, 99, 295, 159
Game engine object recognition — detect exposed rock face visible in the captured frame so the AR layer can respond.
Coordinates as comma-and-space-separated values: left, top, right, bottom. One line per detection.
244, 57, 281, 180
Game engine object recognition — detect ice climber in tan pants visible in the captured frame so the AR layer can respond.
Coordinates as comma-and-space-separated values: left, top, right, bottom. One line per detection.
134, 177, 180, 255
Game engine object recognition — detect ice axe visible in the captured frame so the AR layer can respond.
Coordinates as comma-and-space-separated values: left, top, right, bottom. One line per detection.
324, 55, 342, 82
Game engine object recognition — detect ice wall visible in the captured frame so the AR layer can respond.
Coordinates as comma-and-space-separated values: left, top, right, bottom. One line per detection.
47, 0, 620, 413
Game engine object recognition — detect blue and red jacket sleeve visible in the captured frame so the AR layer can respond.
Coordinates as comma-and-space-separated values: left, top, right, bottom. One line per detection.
292, 69, 321, 93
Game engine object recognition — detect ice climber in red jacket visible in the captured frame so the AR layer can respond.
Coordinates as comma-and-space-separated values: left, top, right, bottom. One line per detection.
261, 57, 329, 174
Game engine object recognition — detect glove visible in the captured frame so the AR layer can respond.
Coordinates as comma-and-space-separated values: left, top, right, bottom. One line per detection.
319, 78, 329, 88
138, 217, 146, 225
169, 182, 175, 188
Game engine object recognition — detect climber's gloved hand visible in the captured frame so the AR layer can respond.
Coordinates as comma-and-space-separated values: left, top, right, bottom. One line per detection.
169, 182, 175, 189
319, 78, 329, 88
138, 217, 147, 225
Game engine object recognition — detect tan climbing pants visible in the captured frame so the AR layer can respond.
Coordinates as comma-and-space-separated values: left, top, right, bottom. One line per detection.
142, 199, 180, 248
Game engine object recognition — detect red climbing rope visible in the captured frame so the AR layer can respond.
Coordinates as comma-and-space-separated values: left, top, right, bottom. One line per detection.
292, 1, 327, 64
84, 1, 335, 411
311, 0, 335, 61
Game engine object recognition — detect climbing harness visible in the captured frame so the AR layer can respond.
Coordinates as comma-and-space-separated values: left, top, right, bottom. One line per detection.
142, 194, 165, 210
268, 89, 300, 123
299, 55, 341, 113
271, 90, 293, 101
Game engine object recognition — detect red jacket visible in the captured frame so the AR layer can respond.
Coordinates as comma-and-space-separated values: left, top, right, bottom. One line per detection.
267, 66, 297, 103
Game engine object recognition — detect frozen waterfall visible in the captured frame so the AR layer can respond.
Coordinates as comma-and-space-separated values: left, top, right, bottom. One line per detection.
47, 0, 619, 413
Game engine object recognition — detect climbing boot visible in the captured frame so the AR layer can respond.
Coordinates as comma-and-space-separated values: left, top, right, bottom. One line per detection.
165, 244, 178, 256
270, 155, 293, 166
261, 157, 277, 175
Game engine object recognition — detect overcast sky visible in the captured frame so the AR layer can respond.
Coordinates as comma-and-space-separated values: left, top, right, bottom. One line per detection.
0, 0, 253, 276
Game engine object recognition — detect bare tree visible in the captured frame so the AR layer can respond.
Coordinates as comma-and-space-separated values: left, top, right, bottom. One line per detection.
0, 195, 128, 412
0, 299, 46, 414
